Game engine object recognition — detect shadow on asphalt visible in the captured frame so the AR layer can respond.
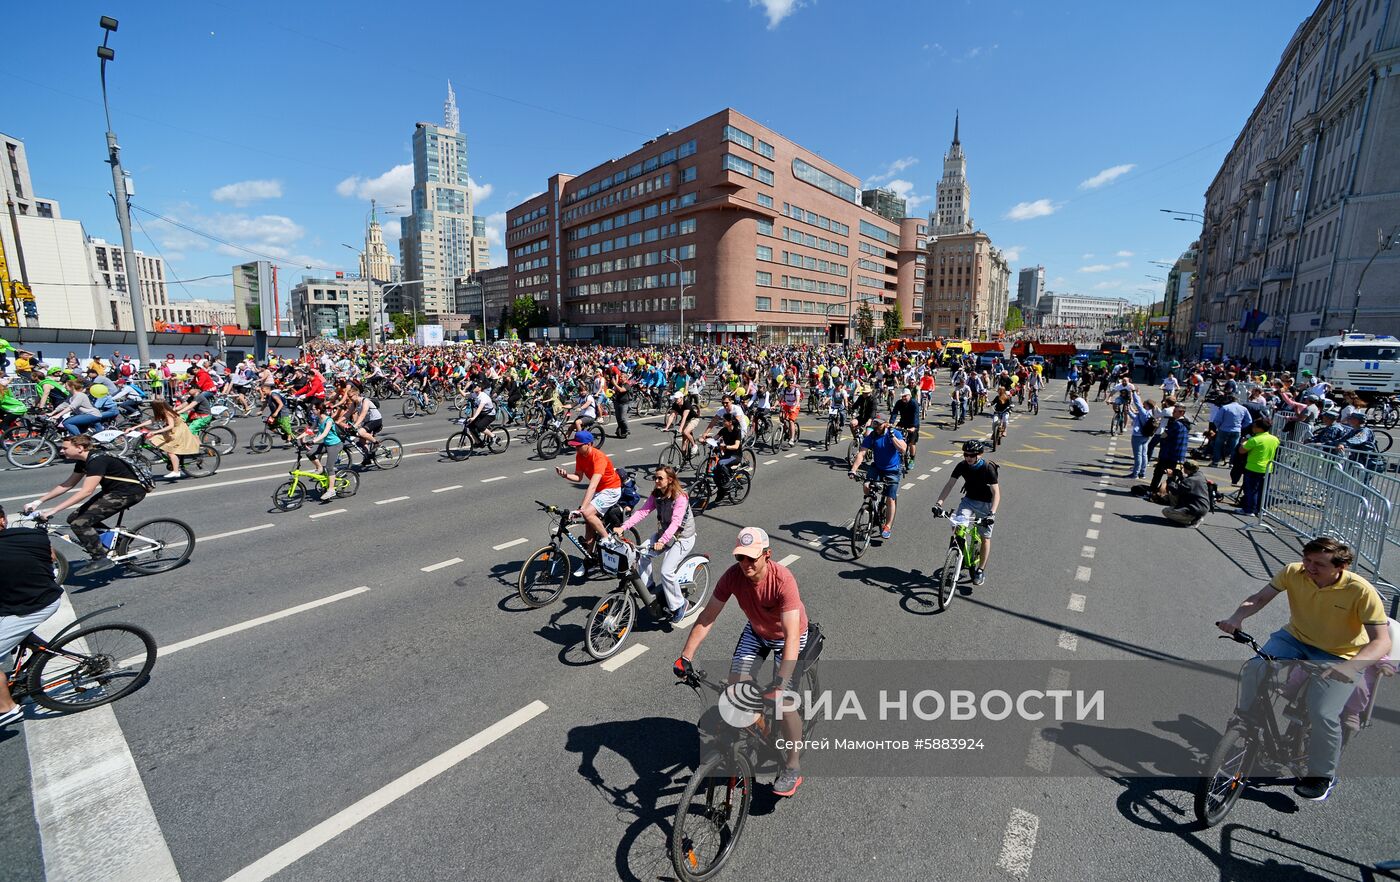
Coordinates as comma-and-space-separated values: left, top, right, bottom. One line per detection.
836, 563, 942, 616
1194, 523, 1298, 582
564, 714, 783, 882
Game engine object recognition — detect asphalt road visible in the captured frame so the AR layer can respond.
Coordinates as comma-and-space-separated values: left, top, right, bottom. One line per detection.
2, 392, 1396, 882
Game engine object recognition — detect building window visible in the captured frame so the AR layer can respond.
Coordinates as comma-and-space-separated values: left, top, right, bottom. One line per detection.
722, 125, 755, 150
756, 272, 773, 287
681, 166, 697, 183
757, 193, 773, 209
680, 218, 696, 234
757, 218, 774, 236
757, 140, 775, 160
756, 295, 772, 310
792, 157, 859, 203
756, 245, 773, 261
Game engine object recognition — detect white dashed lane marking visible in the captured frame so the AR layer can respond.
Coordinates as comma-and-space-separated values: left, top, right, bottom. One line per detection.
1081, 546, 1096, 559
995, 808, 1040, 878
1068, 594, 1086, 612
492, 537, 528, 551
785, 452, 799, 458
598, 643, 649, 672
1085, 528, 1100, 540
1057, 631, 1080, 651
420, 558, 463, 572
917, 474, 930, 481
764, 459, 779, 465
308, 508, 346, 519
626, 447, 643, 452
432, 485, 463, 493
374, 496, 410, 505
652, 442, 668, 447
777, 553, 801, 567
942, 459, 954, 464
1093, 501, 1105, 509
522, 468, 546, 475
1090, 514, 1102, 524
481, 476, 506, 483
1075, 566, 1092, 582
203, 523, 275, 542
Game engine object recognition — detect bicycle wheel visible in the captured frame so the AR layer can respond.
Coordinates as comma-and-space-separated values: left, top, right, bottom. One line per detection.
850, 504, 872, 559
670, 751, 753, 882
937, 545, 961, 611
374, 438, 403, 468
660, 443, 684, 471
487, 427, 510, 454
824, 423, 838, 451
1386, 407, 1399, 430
249, 431, 273, 454
202, 425, 237, 456
273, 479, 306, 511
7, 437, 57, 469
334, 469, 360, 498
991, 422, 1002, 452
1193, 723, 1255, 827
424, 398, 439, 415
445, 430, 472, 459
682, 560, 712, 612
536, 432, 563, 460
183, 444, 221, 479
517, 545, 573, 608
740, 449, 758, 476
728, 471, 752, 505
690, 478, 715, 515
585, 590, 636, 660
53, 548, 69, 585
523, 405, 545, 434
28, 623, 157, 712
117, 517, 195, 575
400, 399, 417, 419
1031, 397, 1039, 416
845, 437, 859, 468
1373, 429, 1393, 454
592, 423, 607, 448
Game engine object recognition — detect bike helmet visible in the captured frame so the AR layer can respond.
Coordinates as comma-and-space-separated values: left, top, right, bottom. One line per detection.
961, 440, 985, 456
89, 383, 109, 397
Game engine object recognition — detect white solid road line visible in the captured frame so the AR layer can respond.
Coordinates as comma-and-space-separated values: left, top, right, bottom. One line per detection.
121, 587, 371, 668
1057, 631, 1080, 651
1075, 566, 1092, 582
432, 485, 463, 493
1068, 593, 1086, 612
225, 700, 549, 882
492, 537, 528, 551
777, 553, 800, 567
995, 808, 1040, 879
481, 476, 507, 483
522, 467, 546, 474
26, 595, 181, 882
599, 643, 649, 672
308, 508, 346, 519
420, 557, 463, 572
375, 495, 411, 505
203, 523, 276, 542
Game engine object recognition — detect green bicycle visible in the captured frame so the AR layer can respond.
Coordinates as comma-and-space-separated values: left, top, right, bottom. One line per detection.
272, 447, 359, 511
930, 506, 993, 611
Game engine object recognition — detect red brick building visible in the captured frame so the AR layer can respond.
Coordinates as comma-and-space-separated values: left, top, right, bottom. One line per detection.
505, 109, 926, 344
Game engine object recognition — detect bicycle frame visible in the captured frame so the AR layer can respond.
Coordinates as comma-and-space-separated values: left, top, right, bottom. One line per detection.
5, 604, 126, 697
21, 514, 159, 566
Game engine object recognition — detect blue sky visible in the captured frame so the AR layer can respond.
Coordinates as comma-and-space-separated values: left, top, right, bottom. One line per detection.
6, 0, 1318, 309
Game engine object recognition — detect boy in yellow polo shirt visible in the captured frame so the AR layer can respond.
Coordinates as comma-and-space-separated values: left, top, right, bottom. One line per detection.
1217, 536, 1391, 801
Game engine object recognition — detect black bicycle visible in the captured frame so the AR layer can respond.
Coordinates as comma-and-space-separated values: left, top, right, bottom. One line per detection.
848, 473, 898, 559
1194, 627, 1382, 827
5, 604, 157, 712
670, 640, 822, 882
822, 407, 842, 451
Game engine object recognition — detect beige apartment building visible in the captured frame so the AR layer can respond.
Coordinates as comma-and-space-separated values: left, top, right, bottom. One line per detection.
1193, 0, 1400, 362
923, 230, 1011, 340
505, 108, 926, 344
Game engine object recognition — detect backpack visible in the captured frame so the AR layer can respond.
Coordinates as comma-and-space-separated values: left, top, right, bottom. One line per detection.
92, 451, 156, 492
1141, 416, 1160, 436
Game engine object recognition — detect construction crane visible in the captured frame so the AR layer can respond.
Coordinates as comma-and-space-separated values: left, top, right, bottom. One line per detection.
2, 199, 37, 327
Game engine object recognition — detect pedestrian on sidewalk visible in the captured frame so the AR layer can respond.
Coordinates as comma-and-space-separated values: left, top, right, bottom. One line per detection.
1211, 396, 1250, 467
1238, 418, 1280, 516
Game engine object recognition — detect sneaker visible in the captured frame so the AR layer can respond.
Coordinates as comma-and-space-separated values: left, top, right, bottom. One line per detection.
572, 564, 588, 579
971, 567, 986, 586
772, 765, 803, 797
0, 706, 24, 727
669, 601, 691, 624
74, 556, 116, 576
1294, 776, 1335, 801
322, 489, 337, 501
880, 529, 891, 539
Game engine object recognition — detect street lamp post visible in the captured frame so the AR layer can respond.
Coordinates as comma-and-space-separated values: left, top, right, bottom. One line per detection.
1343, 226, 1400, 332
664, 255, 689, 344
97, 16, 151, 366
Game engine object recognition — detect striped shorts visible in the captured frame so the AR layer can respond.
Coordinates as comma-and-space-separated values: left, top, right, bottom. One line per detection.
730, 620, 808, 678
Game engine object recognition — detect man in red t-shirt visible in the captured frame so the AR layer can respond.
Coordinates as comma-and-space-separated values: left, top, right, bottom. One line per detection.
675, 526, 809, 797
554, 431, 623, 577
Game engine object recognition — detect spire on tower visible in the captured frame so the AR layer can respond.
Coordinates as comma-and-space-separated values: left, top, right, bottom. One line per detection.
952, 111, 960, 146
444, 81, 460, 132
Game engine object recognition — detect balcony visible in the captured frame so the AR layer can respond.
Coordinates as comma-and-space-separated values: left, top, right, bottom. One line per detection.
1263, 264, 1292, 283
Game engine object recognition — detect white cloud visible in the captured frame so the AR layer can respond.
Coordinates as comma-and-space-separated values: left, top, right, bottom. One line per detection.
1004, 199, 1057, 221
964, 46, 982, 59
750, 0, 805, 29
1082, 253, 1095, 259
335, 163, 414, 208
468, 177, 492, 206
381, 217, 401, 243
211, 179, 282, 207
1001, 245, 1025, 263
1093, 281, 1119, 290
1079, 260, 1131, 273
865, 157, 919, 187
1116, 249, 1134, 257
1079, 163, 1136, 190
883, 179, 929, 211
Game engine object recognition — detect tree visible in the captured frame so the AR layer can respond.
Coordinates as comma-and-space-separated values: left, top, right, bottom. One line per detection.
881, 303, 904, 341
389, 312, 416, 340
507, 295, 540, 333
1005, 306, 1024, 333
342, 319, 370, 341
855, 303, 875, 343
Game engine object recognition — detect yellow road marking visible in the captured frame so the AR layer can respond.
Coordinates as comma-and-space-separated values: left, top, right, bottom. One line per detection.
1033, 432, 1066, 440
997, 460, 1042, 471
1015, 445, 1055, 454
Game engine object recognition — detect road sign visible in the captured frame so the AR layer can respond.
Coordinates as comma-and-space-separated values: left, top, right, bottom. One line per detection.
1196, 321, 1209, 332
706, 323, 713, 333
1194, 331, 1207, 338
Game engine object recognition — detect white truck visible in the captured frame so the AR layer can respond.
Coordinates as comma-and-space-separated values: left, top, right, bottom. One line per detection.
1297, 333, 1400, 394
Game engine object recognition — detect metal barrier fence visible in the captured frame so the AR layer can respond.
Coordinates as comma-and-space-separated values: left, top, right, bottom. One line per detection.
1247, 441, 1394, 591
5, 378, 167, 404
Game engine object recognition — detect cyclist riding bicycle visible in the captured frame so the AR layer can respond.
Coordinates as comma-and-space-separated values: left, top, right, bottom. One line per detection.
615, 465, 698, 624
345, 385, 383, 454
462, 382, 496, 448
554, 431, 623, 579
890, 388, 920, 468
302, 400, 343, 500
1216, 536, 1391, 801
24, 435, 148, 575
933, 440, 1000, 586
0, 503, 64, 728
849, 384, 876, 439
674, 526, 811, 798
778, 381, 801, 444
849, 414, 908, 540
991, 388, 1013, 440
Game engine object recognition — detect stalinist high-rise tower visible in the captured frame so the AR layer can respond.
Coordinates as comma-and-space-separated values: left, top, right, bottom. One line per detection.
931, 113, 974, 237
360, 201, 396, 283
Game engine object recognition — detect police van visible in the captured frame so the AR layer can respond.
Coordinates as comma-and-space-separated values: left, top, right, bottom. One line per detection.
1298, 333, 1400, 394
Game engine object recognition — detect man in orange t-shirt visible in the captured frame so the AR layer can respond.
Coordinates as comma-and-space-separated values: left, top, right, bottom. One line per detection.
554, 431, 623, 577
